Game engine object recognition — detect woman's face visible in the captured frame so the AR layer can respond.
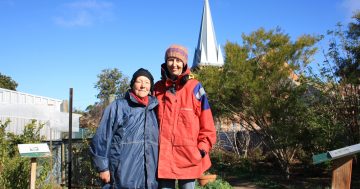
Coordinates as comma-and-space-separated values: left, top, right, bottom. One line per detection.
132, 76, 151, 98
166, 57, 184, 77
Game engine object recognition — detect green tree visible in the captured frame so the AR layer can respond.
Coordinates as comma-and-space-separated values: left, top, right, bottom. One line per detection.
195, 66, 224, 116
94, 68, 129, 102
327, 13, 360, 85
86, 68, 130, 129
297, 75, 347, 160
323, 12, 360, 144
0, 72, 18, 90
196, 28, 321, 178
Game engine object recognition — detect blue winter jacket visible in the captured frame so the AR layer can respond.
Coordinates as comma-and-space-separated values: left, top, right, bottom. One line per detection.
90, 92, 159, 189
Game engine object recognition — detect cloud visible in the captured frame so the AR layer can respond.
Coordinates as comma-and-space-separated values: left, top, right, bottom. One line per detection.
54, 0, 113, 27
55, 10, 92, 27
66, 0, 112, 9
342, 0, 360, 19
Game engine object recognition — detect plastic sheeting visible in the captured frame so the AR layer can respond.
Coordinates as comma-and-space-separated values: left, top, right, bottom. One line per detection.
0, 87, 81, 140
0, 104, 80, 132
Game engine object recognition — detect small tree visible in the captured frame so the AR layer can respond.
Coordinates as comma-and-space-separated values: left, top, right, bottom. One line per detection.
83, 68, 130, 129
82, 68, 130, 129
94, 68, 129, 102
0, 72, 18, 90
198, 27, 322, 178
323, 12, 360, 145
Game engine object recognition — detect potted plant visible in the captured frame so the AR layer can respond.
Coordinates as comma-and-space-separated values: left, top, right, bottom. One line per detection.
197, 173, 217, 186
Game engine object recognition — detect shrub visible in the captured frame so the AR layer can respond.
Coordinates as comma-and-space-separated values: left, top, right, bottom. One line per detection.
195, 178, 233, 189
0, 119, 50, 189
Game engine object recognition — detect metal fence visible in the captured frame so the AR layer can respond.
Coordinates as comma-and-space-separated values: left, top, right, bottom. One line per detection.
45, 138, 101, 188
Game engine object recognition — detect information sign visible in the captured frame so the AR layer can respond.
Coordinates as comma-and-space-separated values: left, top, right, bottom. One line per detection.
18, 143, 51, 158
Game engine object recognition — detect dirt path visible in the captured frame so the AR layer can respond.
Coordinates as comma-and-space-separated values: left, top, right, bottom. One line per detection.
227, 179, 264, 189
232, 182, 264, 189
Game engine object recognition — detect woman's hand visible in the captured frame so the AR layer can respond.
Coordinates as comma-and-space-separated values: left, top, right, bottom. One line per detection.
99, 170, 110, 183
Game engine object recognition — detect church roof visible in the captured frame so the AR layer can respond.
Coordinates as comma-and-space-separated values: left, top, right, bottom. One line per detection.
192, 0, 224, 69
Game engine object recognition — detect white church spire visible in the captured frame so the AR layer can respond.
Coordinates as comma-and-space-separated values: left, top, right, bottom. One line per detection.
192, 0, 224, 69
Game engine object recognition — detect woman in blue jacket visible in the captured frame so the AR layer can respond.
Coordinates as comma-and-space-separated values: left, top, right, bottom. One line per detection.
90, 68, 159, 189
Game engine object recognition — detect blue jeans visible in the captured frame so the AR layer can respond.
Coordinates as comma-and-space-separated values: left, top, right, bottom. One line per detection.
159, 179, 196, 189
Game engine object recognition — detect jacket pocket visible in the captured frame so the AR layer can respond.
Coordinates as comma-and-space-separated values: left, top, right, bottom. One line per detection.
173, 137, 202, 168
177, 108, 199, 138
178, 108, 195, 127
109, 159, 121, 187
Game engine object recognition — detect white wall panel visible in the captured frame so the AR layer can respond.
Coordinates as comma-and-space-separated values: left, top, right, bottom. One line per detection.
0, 88, 80, 140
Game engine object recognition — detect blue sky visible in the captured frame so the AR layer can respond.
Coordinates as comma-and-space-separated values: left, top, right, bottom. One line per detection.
1, 0, 359, 110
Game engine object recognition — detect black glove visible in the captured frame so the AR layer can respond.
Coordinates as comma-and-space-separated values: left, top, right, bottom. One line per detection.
199, 149, 206, 158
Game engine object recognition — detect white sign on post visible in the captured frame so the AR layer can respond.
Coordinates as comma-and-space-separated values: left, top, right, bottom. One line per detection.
18, 143, 51, 157
18, 143, 51, 189
328, 143, 360, 160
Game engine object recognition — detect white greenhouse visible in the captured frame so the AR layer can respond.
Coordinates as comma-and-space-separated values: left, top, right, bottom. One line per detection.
0, 87, 81, 140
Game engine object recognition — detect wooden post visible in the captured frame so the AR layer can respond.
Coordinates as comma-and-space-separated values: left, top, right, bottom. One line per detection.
18, 144, 50, 189
30, 158, 37, 189
331, 156, 353, 189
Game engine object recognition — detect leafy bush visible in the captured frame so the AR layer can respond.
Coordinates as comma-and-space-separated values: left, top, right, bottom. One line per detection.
209, 148, 254, 177
0, 119, 50, 189
195, 178, 233, 189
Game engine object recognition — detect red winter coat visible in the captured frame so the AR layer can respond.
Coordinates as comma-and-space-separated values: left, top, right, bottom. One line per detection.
154, 64, 216, 179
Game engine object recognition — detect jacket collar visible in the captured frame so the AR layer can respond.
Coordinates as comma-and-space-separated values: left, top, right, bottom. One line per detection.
126, 90, 158, 110
160, 63, 191, 88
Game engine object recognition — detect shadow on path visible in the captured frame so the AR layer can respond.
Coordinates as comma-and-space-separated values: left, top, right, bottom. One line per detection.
227, 178, 264, 189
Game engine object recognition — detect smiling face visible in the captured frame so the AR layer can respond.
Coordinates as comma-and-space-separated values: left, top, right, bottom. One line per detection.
166, 57, 184, 78
132, 76, 151, 98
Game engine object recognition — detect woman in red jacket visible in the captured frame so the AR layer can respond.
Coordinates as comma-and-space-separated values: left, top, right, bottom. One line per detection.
154, 44, 217, 189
